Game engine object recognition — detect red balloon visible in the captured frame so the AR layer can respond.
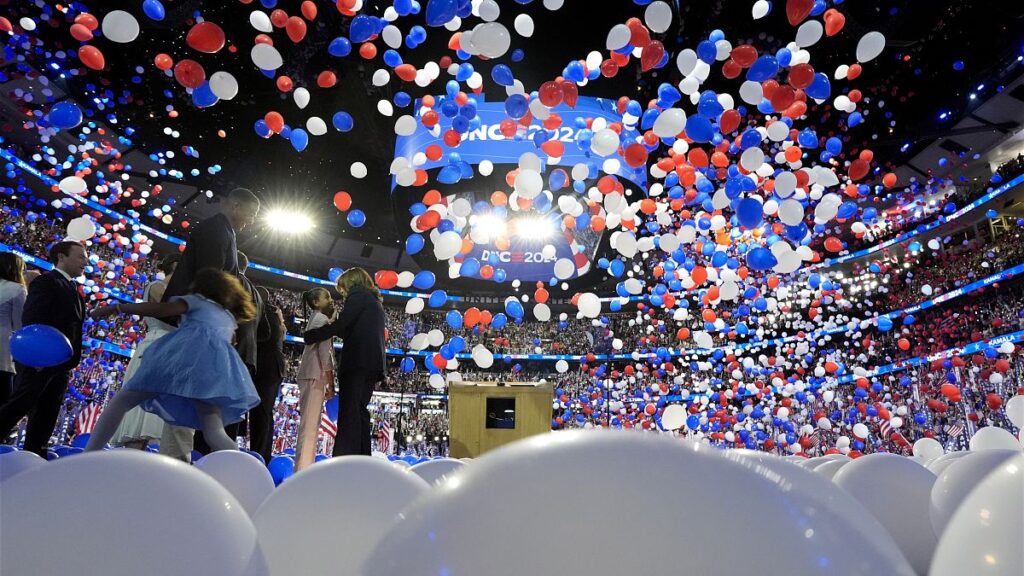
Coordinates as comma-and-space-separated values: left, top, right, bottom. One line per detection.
285, 16, 307, 43
600, 59, 619, 78
640, 40, 665, 72
264, 111, 285, 133
374, 270, 398, 289
537, 81, 563, 107
70, 23, 93, 42
270, 9, 288, 28
79, 45, 105, 70
786, 0, 814, 26
75, 13, 99, 31
154, 53, 173, 71
300, 0, 318, 20
626, 18, 650, 48
823, 9, 846, 36
722, 59, 742, 79
730, 45, 758, 68
623, 143, 648, 168
719, 109, 741, 135
431, 353, 447, 369
317, 70, 337, 88
788, 63, 815, 89
559, 80, 578, 108
333, 191, 352, 211
848, 158, 870, 181
173, 59, 206, 89
823, 236, 843, 253
186, 22, 226, 54
770, 85, 796, 112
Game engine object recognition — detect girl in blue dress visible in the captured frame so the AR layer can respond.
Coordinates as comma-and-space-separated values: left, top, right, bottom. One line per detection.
85, 269, 260, 453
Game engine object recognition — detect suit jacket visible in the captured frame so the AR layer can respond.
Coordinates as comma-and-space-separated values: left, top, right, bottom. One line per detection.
255, 302, 286, 381
303, 288, 385, 378
235, 274, 263, 371
162, 213, 237, 302
22, 271, 85, 370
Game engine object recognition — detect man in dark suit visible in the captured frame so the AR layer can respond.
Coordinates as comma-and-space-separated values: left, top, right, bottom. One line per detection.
0, 241, 88, 457
160, 188, 260, 461
248, 285, 286, 463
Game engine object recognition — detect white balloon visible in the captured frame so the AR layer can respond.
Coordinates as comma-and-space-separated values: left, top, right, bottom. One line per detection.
194, 451, 275, 517
813, 458, 850, 480
251, 43, 283, 70
779, 199, 804, 226
209, 71, 239, 100
292, 86, 310, 109
739, 147, 764, 171
409, 333, 429, 351
969, 426, 1021, 451
553, 258, 575, 280
410, 459, 466, 486
471, 344, 494, 369
59, 176, 87, 195
66, 217, 96, 241
930, 450, 1020, 538
661, 404, 686, 430
394, 115, 417, 136
533, 303, 551, 322
856, 31, 886, 63
0, 451, 264, 575
795, 20, 823, 48
254, 457, 428, 576
513, 14, 534, 37
352, 159, 368, 178
433, 231, 463, 260
0, 450, 45, 484
752, 0, 770, 19
382, 25, 402, 49
590, 129, 619, 157
429, 373, 446, 390
1005, 394, 1024, 428
306, 116, 327, 136
930, 453, 1023, 576
833, 453, 937, 575
405, 297, 425, 315
101, 10, 140, 44
514, 170, 543, 199
926, 451, 971, 477
912, 438, 944, 460
427, 329, 445, 347
606, 24, 631, 50
249, 11, 272, 32
372, 69, 391, 87
478, 160, 494, 176
652, 108, 686, 138
397, 270, 415, 288
644, 1, 673, 34
365, 433, 915, 575
470, 22, 511, 58
477, 0, 500, 21
555, 359, 569, 373
577, 293, 601, 318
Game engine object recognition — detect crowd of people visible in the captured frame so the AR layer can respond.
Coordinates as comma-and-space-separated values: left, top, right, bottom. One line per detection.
1, 182, 1022, 461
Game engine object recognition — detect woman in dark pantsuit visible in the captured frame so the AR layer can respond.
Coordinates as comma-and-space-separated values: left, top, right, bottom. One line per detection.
303, 268, 386, 456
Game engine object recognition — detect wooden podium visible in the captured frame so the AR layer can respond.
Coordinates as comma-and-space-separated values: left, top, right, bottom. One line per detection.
448, 381, 553, 458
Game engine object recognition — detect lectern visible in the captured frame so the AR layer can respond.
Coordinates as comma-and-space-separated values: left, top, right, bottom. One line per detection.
448, 381, 553, 458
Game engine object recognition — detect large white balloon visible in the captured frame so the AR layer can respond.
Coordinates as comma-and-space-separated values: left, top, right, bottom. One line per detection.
101, 10, 140, 43
652, 108, 686, 138
209, 71, 239, 100
364, 432, 915, 575
0, 450, 45, 484
195, 451, 275, 517
470, 22, 511, 58
912, 437, 944, 460
644, 1, 673, 34
410, 458, 466, 486
305, 116, 327, 136
553, 258, 575, 280
661, 404, 686, 430
833, 453, 937, 575
930, 453, 1023, 576
929, 449, 1020, 538
514, 170, 543, 199
0, 451, 265, 575
1006, 394, 1024, 428
969, 426, 1021, 451
513, 14, 534, 37
577, 293, 601, 318
471, 344, 494, 369
433, 231, 463, 260
59, 176, 87, 195
405, 297, 425, 315
249, 11, 272, 32
926, 451, 971, 477
254, 457, 429, 576
66, 217, 96, 241
590, 129, 619, 157
606, 24, 631, 50
856, 31, 886, 63
251, 43, 283, 70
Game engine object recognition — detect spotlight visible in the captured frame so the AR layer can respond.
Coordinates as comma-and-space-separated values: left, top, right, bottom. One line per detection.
473, 214, 508, 239
265, 208, 315, 234
514, 217, 555, 239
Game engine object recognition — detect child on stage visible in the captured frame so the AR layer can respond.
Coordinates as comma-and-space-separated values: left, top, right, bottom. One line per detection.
84, 269, 260, 453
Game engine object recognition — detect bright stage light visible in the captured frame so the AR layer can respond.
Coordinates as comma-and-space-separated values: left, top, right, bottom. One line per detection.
514, 217, 555, 239
474, 214, 508, 237
265, 208, 315, 234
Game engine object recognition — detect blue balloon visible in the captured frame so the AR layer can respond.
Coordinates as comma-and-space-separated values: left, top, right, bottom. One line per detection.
192, 82, 218, 108
47, 102, 83, 129
425, 0, 457, 26
446, 309, 463, 329
685, 115, 715, 143
400, 357, 416, 373
459, 257, 481, 277
746, 247, 778, 271
491, 64, 515, 86
505, 94, 529, 119
349, 15, 377, 43
328, 267, 344, 282
142, 0, 166, 20
805, 73, 832, 100
428, 290, 448, 307
11, 324, 72, 368
505, 299, 524, 319
346, 209, 366, 227
328, 37, 353, 57
747, 55, 779, 82
405, 234, 425, 255
268, 456, 295, 486
491, 312, 508, 329
324, 397, 339, 421
877, 316, 894, 332
686, 415, 701, 430
290, 128, 309, 152
332, 111, 354, 132
412, 270, 436, 290
736, 197, 763, 229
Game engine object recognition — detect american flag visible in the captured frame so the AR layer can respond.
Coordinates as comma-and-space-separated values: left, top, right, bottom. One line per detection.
318, 410, 337, 455
944, 422, 964, 438
879, 420, 893, 438
377, 419, 393, 455
806, 431, 822, 451
75, 402, 102, 436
